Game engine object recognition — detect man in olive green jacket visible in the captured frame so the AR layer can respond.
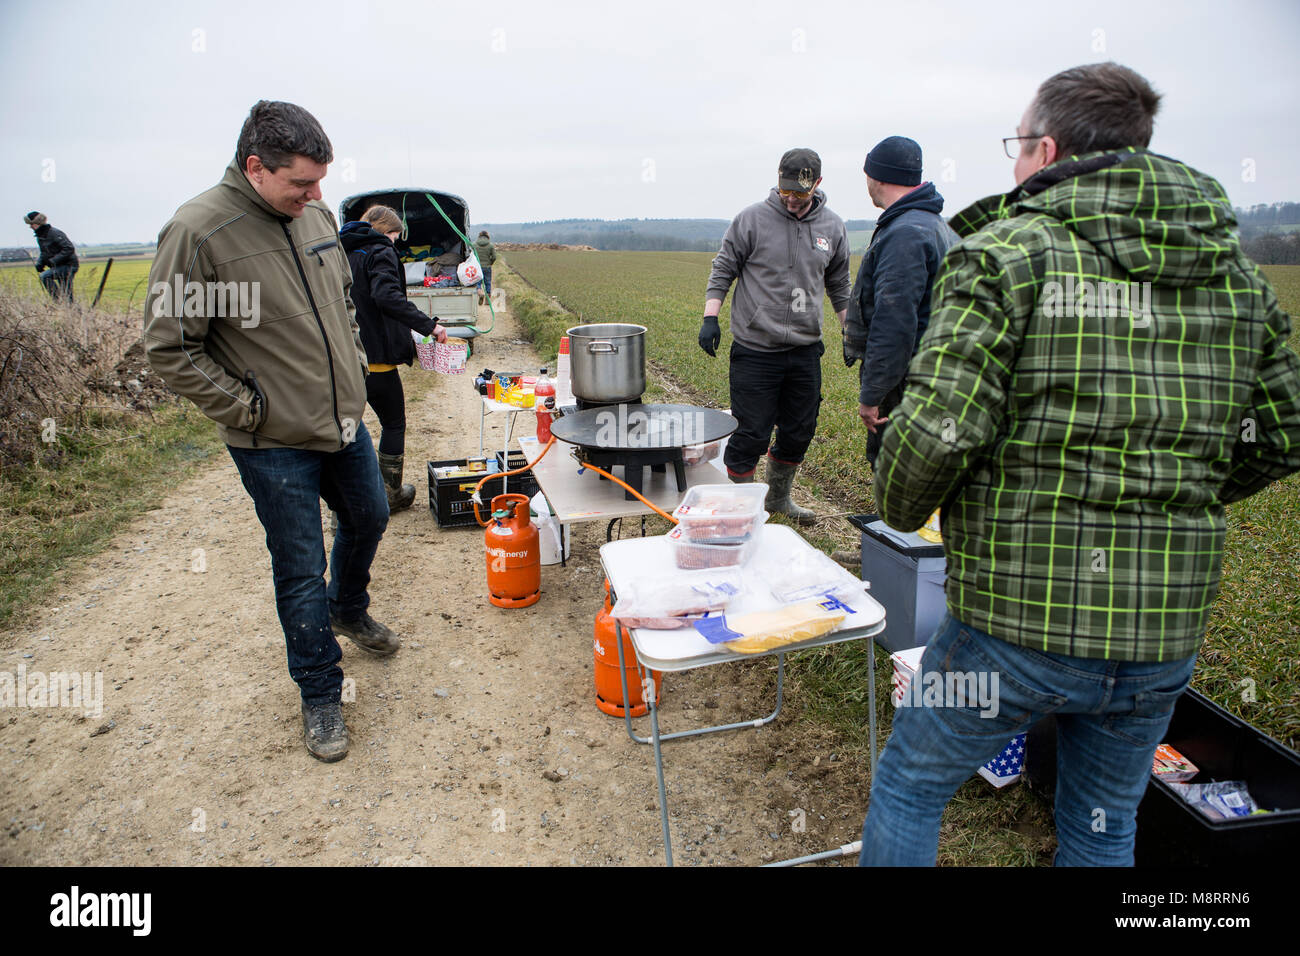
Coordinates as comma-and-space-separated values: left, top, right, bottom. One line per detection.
144, 101, 401, 763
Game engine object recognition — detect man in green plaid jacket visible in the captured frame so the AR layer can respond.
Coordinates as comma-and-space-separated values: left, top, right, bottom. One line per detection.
860, 63, 1300, 866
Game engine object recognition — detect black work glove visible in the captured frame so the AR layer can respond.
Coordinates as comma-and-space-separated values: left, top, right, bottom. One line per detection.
843, 341, 860, 367
34, 264, 43, 273
699, 315, 721, 357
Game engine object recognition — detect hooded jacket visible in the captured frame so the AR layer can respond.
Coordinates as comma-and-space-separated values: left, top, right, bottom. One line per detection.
144, 158, 368, 452
340, 221, 437, 367
876, 148, 1300, 661
706, 189, 851, 351
34, 223, 78, 271
473, 236, 496, 267
843, 182, 957, 405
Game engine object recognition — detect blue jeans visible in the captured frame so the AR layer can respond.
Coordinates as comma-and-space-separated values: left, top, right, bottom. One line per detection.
482, 266, 492, 295
859, 613, 1197, 866
227, 422, 389, 704
40, 265, 77, 302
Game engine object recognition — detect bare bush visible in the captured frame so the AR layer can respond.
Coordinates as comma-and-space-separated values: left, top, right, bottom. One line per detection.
0, 289, 147, 472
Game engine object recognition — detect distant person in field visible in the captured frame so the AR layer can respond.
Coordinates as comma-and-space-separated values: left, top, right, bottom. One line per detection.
858, 62, 1300, 867
144, 100, 405, 764
340, 204, 447, 512
701, 148, 852, 524
474, 229, 496, 304
842, 136, 957, 468
24, 211, 78, 302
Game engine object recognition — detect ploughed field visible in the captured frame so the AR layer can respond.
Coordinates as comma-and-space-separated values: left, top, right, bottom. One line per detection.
507, 250, 1300, 750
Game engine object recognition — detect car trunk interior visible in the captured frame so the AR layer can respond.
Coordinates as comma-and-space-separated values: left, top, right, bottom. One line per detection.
338, 189, 470, 264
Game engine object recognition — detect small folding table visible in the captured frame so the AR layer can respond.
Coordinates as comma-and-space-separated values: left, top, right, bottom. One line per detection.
599, 523, 887, 866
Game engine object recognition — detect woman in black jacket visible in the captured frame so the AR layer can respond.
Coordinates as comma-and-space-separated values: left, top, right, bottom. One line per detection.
340, 205, 446, 511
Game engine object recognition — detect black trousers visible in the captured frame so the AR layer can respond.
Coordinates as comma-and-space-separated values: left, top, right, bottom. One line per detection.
724, 340, 824, 476
365, 368, 406, 456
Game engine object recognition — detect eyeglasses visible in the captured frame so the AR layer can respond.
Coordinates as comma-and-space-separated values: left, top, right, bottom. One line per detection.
1003, 134, 1044, 159
778, 186, 814, 198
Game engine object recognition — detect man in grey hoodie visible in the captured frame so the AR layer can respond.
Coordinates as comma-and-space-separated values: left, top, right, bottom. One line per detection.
701, 148, 852, 524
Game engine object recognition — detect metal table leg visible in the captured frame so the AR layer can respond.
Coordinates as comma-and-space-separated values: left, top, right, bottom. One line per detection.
868, 637, 877, 782
613, 622, 789, 866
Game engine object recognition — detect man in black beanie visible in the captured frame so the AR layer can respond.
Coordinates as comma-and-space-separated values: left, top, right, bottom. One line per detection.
24, 211, 79, 302
843, 137, 957, 466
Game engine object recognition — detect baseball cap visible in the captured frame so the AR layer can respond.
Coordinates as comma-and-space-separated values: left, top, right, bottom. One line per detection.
778, 148, 822, 192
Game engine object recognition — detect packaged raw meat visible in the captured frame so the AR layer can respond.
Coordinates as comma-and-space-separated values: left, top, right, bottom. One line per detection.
667, 525, 759, 569
672, 484, 769, 543
610, 569, 742, 629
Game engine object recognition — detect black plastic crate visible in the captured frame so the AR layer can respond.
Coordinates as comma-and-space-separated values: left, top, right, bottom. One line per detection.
1023, 690, 1300, 865
428, 458, 540, 529
494, 450, 540, 500
1136, 689, 1300, 866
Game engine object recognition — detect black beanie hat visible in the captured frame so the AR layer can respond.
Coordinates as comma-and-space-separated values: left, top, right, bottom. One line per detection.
864, 136, 923, 186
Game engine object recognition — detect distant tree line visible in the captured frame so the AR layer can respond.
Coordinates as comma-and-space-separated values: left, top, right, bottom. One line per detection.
1242, 231, 1300, 265
1235, 203, 1300, 264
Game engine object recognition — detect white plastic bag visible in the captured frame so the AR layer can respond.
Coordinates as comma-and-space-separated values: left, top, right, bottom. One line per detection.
530, 491, 568, 565
457, 254, 483, 287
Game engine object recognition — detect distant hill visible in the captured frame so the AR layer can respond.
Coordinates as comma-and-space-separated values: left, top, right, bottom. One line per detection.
476, 217, 877, 253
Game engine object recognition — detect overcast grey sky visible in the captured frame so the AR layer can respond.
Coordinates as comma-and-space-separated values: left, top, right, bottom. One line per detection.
3, 0, 1297, 246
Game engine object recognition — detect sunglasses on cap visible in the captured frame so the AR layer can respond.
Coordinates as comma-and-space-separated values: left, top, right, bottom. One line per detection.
778, 186, 814, 198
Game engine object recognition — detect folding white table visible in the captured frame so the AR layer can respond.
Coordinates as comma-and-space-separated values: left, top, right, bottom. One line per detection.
599, 524, 887, 866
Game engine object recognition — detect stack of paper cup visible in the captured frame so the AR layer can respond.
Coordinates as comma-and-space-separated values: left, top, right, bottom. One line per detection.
555, 335, 573, 405
889, 646, 926, 706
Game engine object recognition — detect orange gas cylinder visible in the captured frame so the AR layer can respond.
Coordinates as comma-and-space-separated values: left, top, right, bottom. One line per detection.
485, 493, 540, 608
594, 579, 662, 717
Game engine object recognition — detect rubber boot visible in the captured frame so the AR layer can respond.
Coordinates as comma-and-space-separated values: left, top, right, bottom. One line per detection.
377, 452, 417, 512
728, 470, 754, 484
764, 458, 817, 526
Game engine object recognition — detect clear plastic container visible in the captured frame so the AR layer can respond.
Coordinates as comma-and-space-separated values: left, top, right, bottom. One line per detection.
672, 483, 769, 543
668, 525, 759, 570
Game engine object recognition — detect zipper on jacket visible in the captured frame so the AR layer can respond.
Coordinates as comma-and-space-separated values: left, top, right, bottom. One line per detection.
282, 222, 344, 448
308, 239, 338, 265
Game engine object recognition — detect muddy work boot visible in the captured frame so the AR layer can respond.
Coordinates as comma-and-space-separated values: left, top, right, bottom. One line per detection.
377, 452, 416, 512
301, 699, 349, 762
764, 458, 817, 526
330, 609, 400, 657
728, 471, 755, 484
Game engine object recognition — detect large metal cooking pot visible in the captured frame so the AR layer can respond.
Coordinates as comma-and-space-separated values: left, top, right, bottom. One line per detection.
566, 323, 646, 404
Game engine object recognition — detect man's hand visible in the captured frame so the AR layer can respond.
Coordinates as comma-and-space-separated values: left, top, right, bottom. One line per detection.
859, 403, 889, 433
699, 315, 721, 357
433, 322, 448, 344
843, 341, 860, 367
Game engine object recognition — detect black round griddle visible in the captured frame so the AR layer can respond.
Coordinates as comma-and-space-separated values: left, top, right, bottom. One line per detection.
549, 403, 737, 499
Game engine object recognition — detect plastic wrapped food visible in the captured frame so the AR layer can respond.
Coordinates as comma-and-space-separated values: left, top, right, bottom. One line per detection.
1170, 780, 1263, 820
610, 569, 742, 629
682, 441, 721, 467
668, 526, 758, 569
693, 596, 850, 654
672, 484, 769, 542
